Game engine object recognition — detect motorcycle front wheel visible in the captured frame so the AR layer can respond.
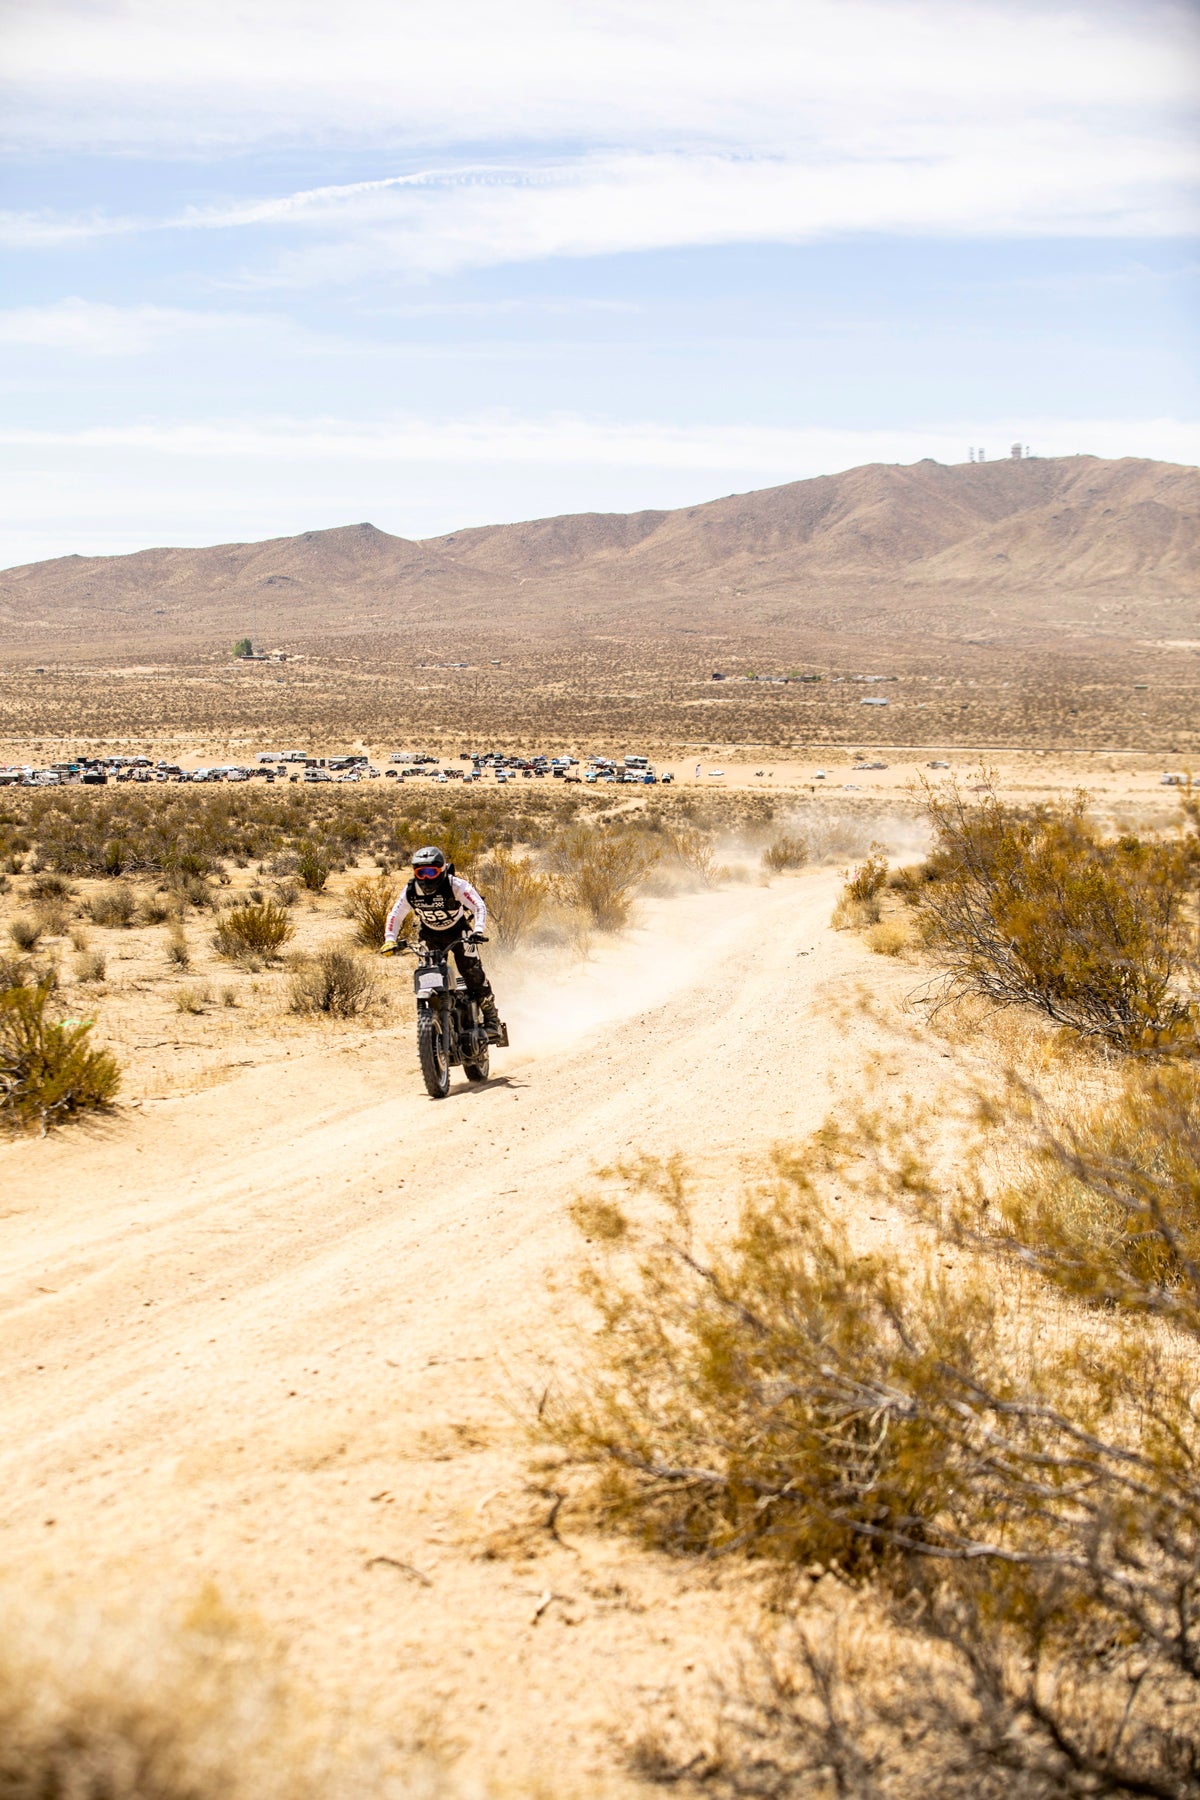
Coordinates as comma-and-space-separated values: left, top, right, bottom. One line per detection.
417, 1004, 451, 1098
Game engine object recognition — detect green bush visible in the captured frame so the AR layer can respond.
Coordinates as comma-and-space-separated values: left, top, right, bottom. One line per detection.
0, 985, 120, 1129
212, 901, 293, 961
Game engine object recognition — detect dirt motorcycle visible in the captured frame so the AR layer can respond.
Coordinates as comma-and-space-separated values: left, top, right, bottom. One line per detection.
401, 936, 507, 1099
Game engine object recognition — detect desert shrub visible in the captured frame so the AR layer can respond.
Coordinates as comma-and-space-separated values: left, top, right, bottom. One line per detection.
86, 883, 138, 928
865, 916, 911, 957
165, 925, 191, 968
547, 1153, 1007, 1571
831, 847, 890, 930
174, 985, 209, 1014
420, 818, 487, 880
846, 845, 889, 902
0, 953, 56, 993
288, 947, 378, 1018
889, 860, 932, 901
548, 1141, 1200, 1799
73, 948, 106, 983
212, 900, 293, 961
665, 826, 720, 885
139, 893, 174, 926
343, 872, 394, 949
0, 1588, 407, 1800
550, 824, 659, 929
296, 844, 331, 892
476, 848, 549, 946
930, 1063, 1200, 1323
763, 833, 808, 873
172, 872, 214, 910
918, 784, 1199, 1051
25, 871, 74, 901
0, 985, 120, 1128
8, 916, 42, 951
32, 900, 70, 938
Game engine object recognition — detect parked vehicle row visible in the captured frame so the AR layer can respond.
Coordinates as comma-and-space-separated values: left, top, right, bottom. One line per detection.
0, 744, 674, 788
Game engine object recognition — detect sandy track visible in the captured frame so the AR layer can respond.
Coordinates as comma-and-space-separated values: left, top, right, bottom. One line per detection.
0, 870, 911, 1787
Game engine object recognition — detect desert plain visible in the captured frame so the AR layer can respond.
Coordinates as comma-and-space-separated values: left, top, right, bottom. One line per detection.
1, 453, 1198, 1796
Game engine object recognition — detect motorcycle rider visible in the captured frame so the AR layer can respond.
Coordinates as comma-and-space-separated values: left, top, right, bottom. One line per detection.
381, 846, 503, 1039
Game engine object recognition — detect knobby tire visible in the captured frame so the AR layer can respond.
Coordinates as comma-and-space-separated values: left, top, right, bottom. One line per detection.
417, 1006, 451, 1099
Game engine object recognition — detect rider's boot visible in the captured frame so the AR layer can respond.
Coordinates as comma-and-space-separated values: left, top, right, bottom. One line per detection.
481, 996, 503, 1042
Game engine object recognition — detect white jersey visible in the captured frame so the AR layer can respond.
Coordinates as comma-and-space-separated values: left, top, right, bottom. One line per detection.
385, 873, 487, 942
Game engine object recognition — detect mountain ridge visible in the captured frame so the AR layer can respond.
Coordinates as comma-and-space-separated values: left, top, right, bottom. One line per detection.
0, 454, 1195, 659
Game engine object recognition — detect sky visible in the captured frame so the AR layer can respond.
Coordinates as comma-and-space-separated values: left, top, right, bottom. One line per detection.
1, 0, 1198, 567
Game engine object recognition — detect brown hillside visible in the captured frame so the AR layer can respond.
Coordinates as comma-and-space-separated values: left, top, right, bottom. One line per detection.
0, 455, 1195, 662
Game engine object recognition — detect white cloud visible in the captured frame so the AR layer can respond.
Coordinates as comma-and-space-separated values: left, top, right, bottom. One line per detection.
1, 2, 1195, 273
3, 1, 1196, 152
0, 208, 136, 247
239, 142, 1198, 285
0, 297, 316, 354
4, 129, 1195, 276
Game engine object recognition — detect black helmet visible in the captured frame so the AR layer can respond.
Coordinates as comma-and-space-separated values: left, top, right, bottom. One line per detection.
411, 846, 446, 884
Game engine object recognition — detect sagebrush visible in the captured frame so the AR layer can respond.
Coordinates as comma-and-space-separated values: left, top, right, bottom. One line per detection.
0, 983, 120, 1129
916, 783, 1199, 1051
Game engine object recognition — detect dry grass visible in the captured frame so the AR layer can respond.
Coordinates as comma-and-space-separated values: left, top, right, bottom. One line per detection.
72, 946, 107, 983
865, 915, 913, 957
86, 883, 138, 928
287, 945, 380, 1017
173, 985, 210, 1014
0, 1585, 451, 1800
165, 924, 191, 968
8, 915, 42, 951
831, 847, 890, 930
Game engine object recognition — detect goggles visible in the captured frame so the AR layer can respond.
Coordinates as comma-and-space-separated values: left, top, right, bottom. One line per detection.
413, 864, 442, 881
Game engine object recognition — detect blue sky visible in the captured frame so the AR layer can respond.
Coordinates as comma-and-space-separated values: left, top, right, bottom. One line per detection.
1, 0, 1197, 566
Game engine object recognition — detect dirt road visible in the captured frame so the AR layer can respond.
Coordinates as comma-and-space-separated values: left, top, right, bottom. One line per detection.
0, 870, 926, 1789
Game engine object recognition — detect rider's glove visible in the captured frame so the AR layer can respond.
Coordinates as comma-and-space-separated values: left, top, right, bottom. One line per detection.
467, 931, 488, 944
380, 941, 398, 956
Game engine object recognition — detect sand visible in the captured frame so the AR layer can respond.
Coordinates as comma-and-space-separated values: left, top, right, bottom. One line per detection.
0, 868, 952, 1789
